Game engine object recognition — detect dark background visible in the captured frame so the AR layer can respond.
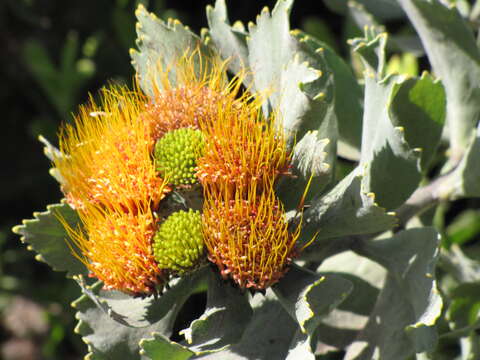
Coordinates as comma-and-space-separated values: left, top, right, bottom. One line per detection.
1, 1, 345, 358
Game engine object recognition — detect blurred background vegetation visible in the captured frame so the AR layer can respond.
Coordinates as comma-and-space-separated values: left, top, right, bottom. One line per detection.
2, 0, 479, 359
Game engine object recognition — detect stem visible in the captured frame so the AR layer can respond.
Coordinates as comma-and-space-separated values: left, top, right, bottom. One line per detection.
394, 172, 454, 229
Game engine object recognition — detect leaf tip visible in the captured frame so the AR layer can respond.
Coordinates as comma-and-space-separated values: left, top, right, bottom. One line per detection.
135, 4, 146, 17
11, 224, 23, 235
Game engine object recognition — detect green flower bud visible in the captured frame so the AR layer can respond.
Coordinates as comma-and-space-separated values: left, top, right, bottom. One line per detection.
154, 128, 205, 185
152, 209, 204, 274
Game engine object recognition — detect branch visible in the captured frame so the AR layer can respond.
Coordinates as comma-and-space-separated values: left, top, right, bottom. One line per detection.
394, 171, 455, 228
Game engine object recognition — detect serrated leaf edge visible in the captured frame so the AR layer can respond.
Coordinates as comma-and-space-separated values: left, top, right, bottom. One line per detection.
12, 200, 84, 275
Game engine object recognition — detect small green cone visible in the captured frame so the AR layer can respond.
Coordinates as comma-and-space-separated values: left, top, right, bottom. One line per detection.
152, 209, 205, 274
154, 128, 205, 186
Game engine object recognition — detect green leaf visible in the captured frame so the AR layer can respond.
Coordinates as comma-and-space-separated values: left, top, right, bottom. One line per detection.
12, 202, 87, 277
247, 1, 339, 210
314, 251, 386, 351
273, 265, 353, 335
196, 291, 299, 359
286, 330, 315, 360
291, 131, 330, 180
180, 269, 252, 353
280, 53, 336, 149
353, 31, 423, 209
460, 333, 480, 360
77, 267, 209, 328
247, 0, 336, 150
247, 0, 295, 111
140, 334, 194, 360
73, 286, 173, 359
301, 17, 338, 53
299, 171, 397, 253
292, 30, 363, 155
389, 72, 446, 171
276, 131, 331, 210
347, 228, 442, 359
73, 269, 209, 359
348, 1, 386, 33
446, 210, 480, 246
206, 0, 250, 80
350, 28, 387, 78
448, 282, 480, 332
441, 245, 480, 284
131, 4, 212, 97
347, 1, 424, 56
398, 0, 480, 160
386, 53, 419, 77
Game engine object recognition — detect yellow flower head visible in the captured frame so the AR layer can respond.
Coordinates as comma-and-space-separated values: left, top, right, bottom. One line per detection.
55, 86, 170, 212
202, 179, 300, 290
196, 100, 291, 191
54, 86, 170, 295
66, 201, 165, 295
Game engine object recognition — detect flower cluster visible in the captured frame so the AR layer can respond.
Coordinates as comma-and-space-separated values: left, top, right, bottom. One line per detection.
54, 49, 303, 295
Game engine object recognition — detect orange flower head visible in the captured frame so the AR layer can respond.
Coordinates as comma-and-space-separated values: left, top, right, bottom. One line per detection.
54, 86, 170, 212
202, 179, 300, 290
196, 98, 291, 192
54, 85, 172, 295
140, 48, 240, 140
64, 200, 166, 295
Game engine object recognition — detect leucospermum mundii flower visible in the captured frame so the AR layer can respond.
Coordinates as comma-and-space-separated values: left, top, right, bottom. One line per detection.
54, 86, 171, 296
141, 49, 236, 141
196, 88, 299, 290
202, 178, 300, 290
67, 201, 166, 295
196, 100, 291, 191
55, 87, 170, 211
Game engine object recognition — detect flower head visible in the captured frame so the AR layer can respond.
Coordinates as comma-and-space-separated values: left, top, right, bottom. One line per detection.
54, 86, 171, 295
65, 201, 166, 295
202, 179, 299, 290
196, 95, 291, 192
55, 86, 170, 212
141, 49, 237, 140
